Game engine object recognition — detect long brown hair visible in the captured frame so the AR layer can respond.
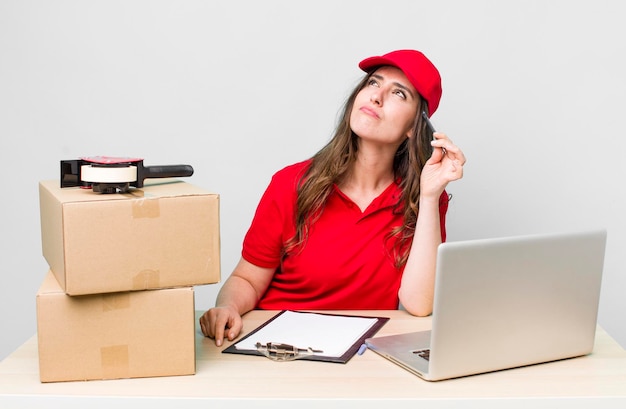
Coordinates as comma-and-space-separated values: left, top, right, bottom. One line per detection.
284, 71, 434, 267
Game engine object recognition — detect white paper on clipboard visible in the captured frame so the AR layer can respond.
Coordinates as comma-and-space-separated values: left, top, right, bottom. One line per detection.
233, 310, 383, 358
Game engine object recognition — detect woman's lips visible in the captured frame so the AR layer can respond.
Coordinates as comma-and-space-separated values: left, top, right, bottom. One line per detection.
359, 106, 380, 119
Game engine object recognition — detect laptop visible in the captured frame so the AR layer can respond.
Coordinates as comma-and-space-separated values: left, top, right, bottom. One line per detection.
365, 229, 607, 381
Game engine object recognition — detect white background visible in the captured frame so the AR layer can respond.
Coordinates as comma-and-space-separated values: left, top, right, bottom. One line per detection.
1, 0, 625, 361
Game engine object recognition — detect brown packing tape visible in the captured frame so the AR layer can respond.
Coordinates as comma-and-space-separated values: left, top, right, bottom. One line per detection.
101, 345, 130, 379
132, 269, 161, 290
101, 292, 131, 312
131, 197, 160, 218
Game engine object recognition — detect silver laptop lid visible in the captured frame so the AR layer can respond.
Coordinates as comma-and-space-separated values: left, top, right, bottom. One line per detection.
427, 229, 607, 380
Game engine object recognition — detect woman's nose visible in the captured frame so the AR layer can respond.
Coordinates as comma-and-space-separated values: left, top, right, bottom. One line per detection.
370, 91, 382, 105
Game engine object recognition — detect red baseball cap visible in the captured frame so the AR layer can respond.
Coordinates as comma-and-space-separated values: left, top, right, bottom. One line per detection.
359, 49, 442, 115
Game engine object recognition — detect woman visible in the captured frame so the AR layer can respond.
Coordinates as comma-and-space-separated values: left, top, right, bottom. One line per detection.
200, 49, 466, 346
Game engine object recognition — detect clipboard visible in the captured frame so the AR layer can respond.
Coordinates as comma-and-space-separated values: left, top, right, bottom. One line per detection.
222, 310, 389, 363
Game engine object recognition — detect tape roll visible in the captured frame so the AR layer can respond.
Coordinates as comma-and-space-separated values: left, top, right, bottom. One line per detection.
81, 165, 137, 183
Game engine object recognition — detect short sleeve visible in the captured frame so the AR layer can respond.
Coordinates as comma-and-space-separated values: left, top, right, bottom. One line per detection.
439, 190, 449, 242
241, 161, 308, 268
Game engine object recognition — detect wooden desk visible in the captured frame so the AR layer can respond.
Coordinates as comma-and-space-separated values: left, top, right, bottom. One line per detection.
1, 310, 625, 408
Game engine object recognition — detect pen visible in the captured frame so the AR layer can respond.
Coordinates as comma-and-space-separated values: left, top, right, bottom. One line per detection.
422, 110, 446, 155
357, 343, 367, 355
421, 110, 436, 141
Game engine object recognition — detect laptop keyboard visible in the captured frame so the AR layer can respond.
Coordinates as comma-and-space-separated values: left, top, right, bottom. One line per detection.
412, 349, 430, 361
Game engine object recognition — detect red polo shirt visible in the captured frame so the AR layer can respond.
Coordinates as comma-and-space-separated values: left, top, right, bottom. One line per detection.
242, 160, 448, 310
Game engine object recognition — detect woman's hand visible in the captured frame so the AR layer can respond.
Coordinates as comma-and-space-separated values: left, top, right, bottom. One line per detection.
198, 257, 276, 346
421, 132, 466, 198
199, 306, 243, 347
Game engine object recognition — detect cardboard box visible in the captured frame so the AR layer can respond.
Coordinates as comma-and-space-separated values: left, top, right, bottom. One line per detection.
39, 178, 220, 295
36, 271, 196, 382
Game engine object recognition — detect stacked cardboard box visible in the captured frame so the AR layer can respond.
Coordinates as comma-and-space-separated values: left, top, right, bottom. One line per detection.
36, 179, 220, 382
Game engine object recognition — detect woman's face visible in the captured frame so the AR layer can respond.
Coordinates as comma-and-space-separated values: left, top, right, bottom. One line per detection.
349, 66, 419, 147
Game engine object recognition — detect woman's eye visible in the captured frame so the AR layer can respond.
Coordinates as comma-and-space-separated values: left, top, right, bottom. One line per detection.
368, 79, 379, 87
394, 90, 407, 99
